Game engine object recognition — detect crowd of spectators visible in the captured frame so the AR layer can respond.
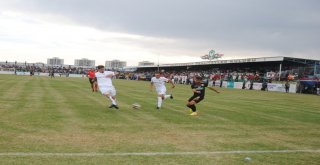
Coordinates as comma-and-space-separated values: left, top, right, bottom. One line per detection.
2, 62, 319, 94
1, 63, 317, 83
124, 69, 278, 84
0, 64, 89, 75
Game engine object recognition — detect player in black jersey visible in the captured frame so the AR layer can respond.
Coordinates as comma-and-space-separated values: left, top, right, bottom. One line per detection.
187, 76, 220, 116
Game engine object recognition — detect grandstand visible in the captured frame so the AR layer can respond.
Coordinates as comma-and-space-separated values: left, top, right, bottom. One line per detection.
130, 56, 320, 95
1, 56, 320, 94
135, 56, 320, 80
2, 56, 319, 78
0, 61, 89, 75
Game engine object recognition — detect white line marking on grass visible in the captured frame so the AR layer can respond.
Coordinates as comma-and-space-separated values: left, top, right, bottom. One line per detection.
0, 149, 319, 157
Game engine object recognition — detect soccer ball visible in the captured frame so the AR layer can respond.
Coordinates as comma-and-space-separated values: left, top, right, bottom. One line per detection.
132, 103, 141, 109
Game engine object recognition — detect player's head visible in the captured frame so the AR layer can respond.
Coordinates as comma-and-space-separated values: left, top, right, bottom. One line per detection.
97, 65, 105, 73
154, 72, 161, 78
194, 75, 203, 83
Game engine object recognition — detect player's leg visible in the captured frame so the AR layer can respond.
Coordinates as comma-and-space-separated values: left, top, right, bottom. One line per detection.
100, 87, 117, 109
195, 96, 204, 103
108, 86, 118, 109
93, 82, 98, 92
157, 93, 164, 109
156, 88, 166, 109
187, 96, 197, 113
164, 94, 172, 99
160, 87, 170, 100
89, 78, 94, 91
99, 87, 112, 107
192, 96, 204, 115
187, 101, 197, 111
164, 88, 173, 99
187, 102, 197, 116
164, 95, 171, 99
187, 95, 204, 115
93, 78, 98, 92
163, 94, 173, 99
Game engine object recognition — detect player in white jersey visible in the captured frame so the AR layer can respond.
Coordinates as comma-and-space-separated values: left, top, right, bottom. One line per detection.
150, 72, 175, 109
95, 65, 119, 109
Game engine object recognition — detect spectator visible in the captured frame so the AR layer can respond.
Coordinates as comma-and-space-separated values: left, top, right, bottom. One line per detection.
285, 81, 290, 93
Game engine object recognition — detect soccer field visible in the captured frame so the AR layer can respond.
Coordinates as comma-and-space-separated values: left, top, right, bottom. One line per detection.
0, 75, 319, 164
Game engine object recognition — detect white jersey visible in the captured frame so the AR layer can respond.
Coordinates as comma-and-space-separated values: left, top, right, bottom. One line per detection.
151, 77, 168, 91
95, 71, 115, 88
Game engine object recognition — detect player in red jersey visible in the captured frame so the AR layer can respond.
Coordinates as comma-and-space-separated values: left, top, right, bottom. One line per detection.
87, 68, 98, 92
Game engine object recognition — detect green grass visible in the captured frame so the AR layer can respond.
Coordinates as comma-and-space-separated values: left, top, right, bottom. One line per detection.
0, 74, 319, 164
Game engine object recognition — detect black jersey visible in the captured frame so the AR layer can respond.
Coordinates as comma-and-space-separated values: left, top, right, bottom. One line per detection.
191, 80, 208, 96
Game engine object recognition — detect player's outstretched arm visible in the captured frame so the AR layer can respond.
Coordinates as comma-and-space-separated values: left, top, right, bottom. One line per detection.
105, 73, 114, 78
150, 82, 154, 92
168, 80, 175, 88
208, 86, 220, 93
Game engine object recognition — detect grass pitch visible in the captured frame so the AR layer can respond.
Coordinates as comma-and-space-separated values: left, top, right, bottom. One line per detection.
0, 74, 319, 164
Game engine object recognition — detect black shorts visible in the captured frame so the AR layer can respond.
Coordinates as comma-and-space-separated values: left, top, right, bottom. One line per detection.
188, 94, 204, 103
89, 78, 96, 84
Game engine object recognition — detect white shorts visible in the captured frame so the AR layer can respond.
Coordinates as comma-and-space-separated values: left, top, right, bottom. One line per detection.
156, 87, 166, 95
99, 86, 116, 96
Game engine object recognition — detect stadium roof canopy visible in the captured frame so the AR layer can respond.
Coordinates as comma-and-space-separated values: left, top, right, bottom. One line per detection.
133, 56, 320, 77
137, 56, 320, 68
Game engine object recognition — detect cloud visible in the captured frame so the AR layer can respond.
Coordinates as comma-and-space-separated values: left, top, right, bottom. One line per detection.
0, 0, 319, 63
0, 10, 201, 65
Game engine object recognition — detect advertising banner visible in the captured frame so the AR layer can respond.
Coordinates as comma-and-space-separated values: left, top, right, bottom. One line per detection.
234, 82, 243, 89
222, 81, 228, 88
0, 71, 14, 75
267, 83, 285, 92
215, 81, 222, 87
289, 84, 297, 93
227, 81, 234, 88
253, 83, 262, 90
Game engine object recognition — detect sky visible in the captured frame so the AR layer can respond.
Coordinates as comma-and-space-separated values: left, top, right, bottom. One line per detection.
0, 0, 319, 66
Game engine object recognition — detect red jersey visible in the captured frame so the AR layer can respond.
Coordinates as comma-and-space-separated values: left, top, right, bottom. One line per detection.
88, 70, 96, 79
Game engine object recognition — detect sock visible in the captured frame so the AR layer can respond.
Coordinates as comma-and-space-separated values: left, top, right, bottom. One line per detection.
157, 97, 162, 107
187, 104, 196, 112
109, 96, 117, 105
164, 95, 171, 99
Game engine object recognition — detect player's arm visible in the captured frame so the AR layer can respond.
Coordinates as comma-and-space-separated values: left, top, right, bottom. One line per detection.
190, 84, 200, 94
207, 86, 220, 93
105, 72, 115, 78
168, 79, 175, 88
105, 74, 113, 78
150, 82, 154, 92
192, 89, 200, 93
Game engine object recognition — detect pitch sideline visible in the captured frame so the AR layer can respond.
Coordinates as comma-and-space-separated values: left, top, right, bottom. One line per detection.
0, 149, 319, 157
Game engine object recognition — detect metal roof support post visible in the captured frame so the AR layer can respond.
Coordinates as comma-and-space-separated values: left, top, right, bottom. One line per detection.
279, 63, 282, 81
314, 61, 317, 75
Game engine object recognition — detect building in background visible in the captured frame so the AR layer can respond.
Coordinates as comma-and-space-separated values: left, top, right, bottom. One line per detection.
74, 58, 95, 68
105, 60, 127, 70
47, 57, 64, 66
138, 61, 155, 66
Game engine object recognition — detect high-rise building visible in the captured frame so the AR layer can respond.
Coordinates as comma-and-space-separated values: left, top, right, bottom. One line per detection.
138, 61, 155, 66
105, 60, 127, 70
47, 57, 64, 66
74, 58, 95, 68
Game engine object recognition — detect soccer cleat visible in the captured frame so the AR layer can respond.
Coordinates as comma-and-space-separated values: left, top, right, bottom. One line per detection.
109, 104, 119, 109
170, 94, 173, 99
190, 112, 198, 116
156, 107, 160, 110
